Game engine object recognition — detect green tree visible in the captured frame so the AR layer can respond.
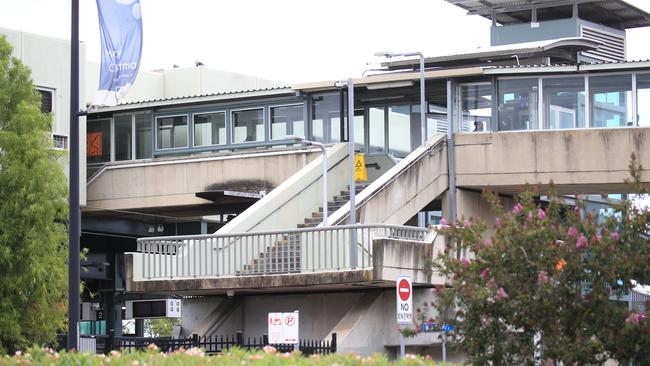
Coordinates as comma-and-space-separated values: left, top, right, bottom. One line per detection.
432, 158, 650, 365
0, 35, 68, 354
144, 318, 180, 337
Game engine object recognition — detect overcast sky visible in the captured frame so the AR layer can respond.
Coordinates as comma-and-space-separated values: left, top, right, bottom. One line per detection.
1, 0, 650, 84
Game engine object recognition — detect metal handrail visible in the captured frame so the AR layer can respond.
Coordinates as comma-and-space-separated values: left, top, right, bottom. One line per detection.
134, 224, 429, 280
137, 224, 427, 246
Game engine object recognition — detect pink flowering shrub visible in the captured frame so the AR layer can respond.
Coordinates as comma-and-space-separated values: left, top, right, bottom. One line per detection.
0, 346, 443, 366
431, 155, 650, 365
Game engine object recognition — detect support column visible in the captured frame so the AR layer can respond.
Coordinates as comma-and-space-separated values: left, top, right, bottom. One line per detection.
135, 319, 145, 337
446, 79, 457, 224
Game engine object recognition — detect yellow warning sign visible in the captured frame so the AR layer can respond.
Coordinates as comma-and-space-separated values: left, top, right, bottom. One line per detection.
354, 153, 368, 182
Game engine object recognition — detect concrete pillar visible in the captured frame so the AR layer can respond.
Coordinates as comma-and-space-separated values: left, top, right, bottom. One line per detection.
444, 189, 514, 233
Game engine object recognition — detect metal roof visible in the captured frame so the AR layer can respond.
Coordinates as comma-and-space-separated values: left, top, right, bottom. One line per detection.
446, 0, 650, 29
293, 67, 484, 92
482, 59, 650, 74
89, 86, 294, 113
382, 37, 600, 70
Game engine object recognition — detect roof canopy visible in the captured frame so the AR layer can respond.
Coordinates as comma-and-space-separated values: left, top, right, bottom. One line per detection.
382, 37, 600, 70
446, 0, 650, 29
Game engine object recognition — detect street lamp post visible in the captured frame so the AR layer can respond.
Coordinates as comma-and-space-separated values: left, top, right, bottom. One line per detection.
288, 136, 328, 226
68, 0, 81, 351
374, 51, 426, 145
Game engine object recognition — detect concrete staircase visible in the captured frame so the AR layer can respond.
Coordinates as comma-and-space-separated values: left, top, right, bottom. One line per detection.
298, 183, 370, 229
237, 234, 302, 275
237, 183, 369, 276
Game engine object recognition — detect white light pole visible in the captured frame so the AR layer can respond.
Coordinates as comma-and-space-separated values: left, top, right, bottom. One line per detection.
288, 136, 328, 226
374, 51, 426, 145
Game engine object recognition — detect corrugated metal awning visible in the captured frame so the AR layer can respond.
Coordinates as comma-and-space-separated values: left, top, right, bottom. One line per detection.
446, 0, 650, 29
293, 67, 484, 93
382, 38, 600, 70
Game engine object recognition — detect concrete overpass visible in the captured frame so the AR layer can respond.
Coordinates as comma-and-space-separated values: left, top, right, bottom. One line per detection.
84, 147, 321, 218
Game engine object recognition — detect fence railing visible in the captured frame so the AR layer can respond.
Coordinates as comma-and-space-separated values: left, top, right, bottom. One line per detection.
135, 224, 428, 280
57, 332, 336, 356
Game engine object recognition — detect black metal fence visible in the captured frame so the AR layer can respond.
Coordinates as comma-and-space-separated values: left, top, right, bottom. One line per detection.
57, 332, 336, 356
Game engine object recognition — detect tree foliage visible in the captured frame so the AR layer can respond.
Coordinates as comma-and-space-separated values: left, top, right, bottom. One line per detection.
0, 35, 68, 354
433, 157, 650, 365
144, 318, 180, 338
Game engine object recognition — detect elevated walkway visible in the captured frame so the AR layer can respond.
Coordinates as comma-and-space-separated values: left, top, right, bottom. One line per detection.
125, 224, 438, 294
454, 127, 650, 194
84, 147, 321, 215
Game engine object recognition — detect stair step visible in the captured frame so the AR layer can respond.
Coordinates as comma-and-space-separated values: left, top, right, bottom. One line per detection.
320, 205, 344, 212
304, 217, 324, 224
236, 269, 301, 276
259, 249, 301, 258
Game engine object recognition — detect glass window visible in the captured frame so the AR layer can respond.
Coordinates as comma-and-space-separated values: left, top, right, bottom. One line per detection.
636, 73, 650, 126
114, 114, 132, 161
543, 77, 585, 130
589, 74, 632, 128
232, 108, 264, 143
87, 119, 111, 163
156, 115, 188, 149
388, 105, 411, 158
271, 105, 303, 140
497, 78, 539, 131
369, 107, 385, 153
193, 112, 226, 146
135, 112, 152, 159
354, 110, 365, 152
460, 84, 492, 132
312, 94, 341, 143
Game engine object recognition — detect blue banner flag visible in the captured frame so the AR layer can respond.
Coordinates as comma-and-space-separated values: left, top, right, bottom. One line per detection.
94, 0, 142, 106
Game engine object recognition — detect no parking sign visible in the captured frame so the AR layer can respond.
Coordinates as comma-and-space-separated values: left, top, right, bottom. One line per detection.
268, 311, 299, 344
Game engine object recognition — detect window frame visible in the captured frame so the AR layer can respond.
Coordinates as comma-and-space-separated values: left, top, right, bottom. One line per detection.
269, 103, 305, 141
587, 72, 634, 128
86, 117, 113, 165
230, 107, 266, 145
155, 113, 190, 151
191, 110, 227, 148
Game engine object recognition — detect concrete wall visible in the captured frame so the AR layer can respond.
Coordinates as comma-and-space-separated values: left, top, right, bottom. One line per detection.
179, 287, 460, 361
373, 238, 434, 285
86, 148, 319, 211
85, 61, 164, 105
0, 27, 87, 204
161, 67, 284, 99
217, 143, 350, 234
330, 134, 448, 226
454, 128, 650, 194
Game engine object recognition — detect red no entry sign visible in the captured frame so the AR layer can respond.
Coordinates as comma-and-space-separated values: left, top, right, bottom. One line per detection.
398, 278, 411, 301
396, 276, 413, 324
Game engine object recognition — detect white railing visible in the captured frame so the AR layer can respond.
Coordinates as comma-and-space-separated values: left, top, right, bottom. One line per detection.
134, 224, 428, 280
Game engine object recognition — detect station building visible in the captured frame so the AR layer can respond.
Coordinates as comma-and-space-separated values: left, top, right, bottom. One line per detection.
6, 0, 650, 359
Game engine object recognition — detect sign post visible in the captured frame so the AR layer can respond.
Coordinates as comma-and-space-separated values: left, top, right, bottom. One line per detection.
268, 311, 300, 350
396, 276, 413, 358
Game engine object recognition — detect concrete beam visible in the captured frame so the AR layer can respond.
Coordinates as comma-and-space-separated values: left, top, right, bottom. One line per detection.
455, 128, 650, 194
86, 148, 320, 212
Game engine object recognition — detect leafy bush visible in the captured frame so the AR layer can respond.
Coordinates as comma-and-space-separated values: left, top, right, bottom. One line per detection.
0, 346, 453, 366
432, 156, 650, 365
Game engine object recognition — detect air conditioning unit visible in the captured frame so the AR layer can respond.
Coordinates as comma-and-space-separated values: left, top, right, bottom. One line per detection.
125, 299, 182, 319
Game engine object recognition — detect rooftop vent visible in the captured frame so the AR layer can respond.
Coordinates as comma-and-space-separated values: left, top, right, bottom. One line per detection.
580, 25, 626, 62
